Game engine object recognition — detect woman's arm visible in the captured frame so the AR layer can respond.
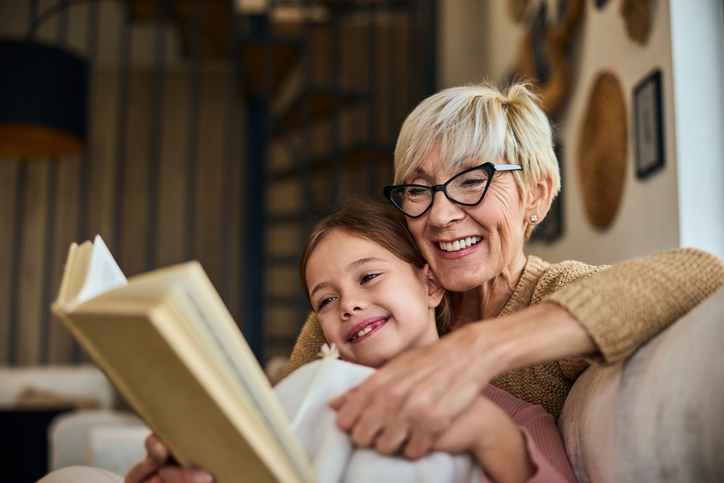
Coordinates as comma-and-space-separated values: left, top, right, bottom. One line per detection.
545, 248, 724, 365
330, 248, 724, 457
329, 303, 593, 459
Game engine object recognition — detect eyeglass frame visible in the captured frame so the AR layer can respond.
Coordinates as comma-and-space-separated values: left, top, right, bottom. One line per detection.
383, 162, 523, 219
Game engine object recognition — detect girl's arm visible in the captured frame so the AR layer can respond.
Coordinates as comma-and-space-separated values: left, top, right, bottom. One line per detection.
433, 385, 576, 483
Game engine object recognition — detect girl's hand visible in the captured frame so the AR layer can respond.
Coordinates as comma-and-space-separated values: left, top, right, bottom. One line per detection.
433, 396, 535, 483
124, 434, 213, 483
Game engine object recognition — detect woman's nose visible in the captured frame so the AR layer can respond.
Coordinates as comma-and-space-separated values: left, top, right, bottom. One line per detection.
426, 191, 465, 227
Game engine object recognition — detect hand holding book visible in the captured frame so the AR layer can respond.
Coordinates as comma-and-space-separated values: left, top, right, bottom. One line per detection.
125, 434, 213, 483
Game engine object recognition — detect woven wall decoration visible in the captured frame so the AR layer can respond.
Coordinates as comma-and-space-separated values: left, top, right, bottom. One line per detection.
620, 0, 655, 45
578, 72, 628, 230
508, 0, 532, 24
513, 0, 583, 119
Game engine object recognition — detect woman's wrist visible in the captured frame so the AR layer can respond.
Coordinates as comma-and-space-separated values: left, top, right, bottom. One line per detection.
463, 302, 597, 379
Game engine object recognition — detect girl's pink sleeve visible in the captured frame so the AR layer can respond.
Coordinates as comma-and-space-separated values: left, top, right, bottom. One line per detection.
479, 384, 576, 483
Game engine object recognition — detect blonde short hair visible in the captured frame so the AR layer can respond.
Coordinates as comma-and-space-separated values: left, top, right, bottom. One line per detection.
393, 82, 560, 238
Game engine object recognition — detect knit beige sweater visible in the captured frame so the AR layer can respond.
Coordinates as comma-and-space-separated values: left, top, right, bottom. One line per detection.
281, 248, 724, 420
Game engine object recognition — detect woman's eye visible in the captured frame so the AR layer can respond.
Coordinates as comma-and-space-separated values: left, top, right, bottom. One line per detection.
361, 273, 379, 284
317, 297, 336, 310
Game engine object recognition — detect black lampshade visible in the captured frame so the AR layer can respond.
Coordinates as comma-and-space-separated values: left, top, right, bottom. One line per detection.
0, 40, 89, 159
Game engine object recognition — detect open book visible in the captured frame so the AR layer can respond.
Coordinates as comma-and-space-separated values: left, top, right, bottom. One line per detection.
51, 236, 316, 483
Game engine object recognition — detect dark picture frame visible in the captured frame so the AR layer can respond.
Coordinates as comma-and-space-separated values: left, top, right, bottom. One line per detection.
633, 70, 665, 179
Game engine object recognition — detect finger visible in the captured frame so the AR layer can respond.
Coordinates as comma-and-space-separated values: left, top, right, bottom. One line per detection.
336, 367, 418, 431
335, 385, 376, 431
403, 427, 436, 460
373, 417, 410, 455
349, 410, 384, 448
125, 457, 163, 483
328, 388, 353, 411
145, 434, 170, 463
157, 466, 214, 483
346, 375, 414, 446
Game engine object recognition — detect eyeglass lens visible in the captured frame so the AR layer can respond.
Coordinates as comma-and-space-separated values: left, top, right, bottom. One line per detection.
388, 166, 491, 217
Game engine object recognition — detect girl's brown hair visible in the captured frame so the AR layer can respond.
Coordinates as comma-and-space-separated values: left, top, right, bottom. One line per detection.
299, 198, 454, 335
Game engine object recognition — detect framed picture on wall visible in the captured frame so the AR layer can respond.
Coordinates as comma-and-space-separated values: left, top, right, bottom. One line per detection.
633, 70, 665, 179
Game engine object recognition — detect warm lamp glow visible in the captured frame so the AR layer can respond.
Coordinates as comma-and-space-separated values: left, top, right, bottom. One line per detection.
0, 122, 85, 158
0, 40, 88, 159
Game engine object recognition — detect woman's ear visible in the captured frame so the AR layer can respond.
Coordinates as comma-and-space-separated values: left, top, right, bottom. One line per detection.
526, 175, 554, 225
423, 264, 445, 308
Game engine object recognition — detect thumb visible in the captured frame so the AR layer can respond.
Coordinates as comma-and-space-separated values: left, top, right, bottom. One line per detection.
328, 388, 354, 411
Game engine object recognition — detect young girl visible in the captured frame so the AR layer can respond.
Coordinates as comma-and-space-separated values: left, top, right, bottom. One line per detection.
126, 199, 575, 483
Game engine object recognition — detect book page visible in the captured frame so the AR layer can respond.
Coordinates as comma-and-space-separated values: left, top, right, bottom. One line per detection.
73, 235, 127, 308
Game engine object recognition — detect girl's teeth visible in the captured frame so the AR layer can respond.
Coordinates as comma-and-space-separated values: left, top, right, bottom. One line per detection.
353, 326, 373, 340
438, 237, 481, 252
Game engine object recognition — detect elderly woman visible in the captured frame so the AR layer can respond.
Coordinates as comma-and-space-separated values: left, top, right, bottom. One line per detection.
282, 81, 724, 460
123, 82, 724, 482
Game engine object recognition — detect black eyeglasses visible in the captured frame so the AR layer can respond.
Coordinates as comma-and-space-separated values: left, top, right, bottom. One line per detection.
383, 162, 523, 218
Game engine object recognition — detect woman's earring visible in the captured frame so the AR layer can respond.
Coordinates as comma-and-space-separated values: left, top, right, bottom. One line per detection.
530, 215, 538, 223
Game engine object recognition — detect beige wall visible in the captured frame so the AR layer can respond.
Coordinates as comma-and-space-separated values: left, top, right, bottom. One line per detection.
439, 0, 724, 265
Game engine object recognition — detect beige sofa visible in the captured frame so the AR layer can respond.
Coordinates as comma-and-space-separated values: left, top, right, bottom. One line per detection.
558, 284, 724, 482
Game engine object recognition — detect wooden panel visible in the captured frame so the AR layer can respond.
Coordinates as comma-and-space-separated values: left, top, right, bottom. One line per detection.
310, 23, 333, 86
0, 161, 18, 364
266, 306, 302, 343
194, 71, 227, 288
268, 223, 301, 256
228, 110, 245, 321
17, 162, 49, 364
121, 72, 152, 277
89, 71, 121, 245
267, 179, 302, 214
157, 71, 190, 268
48, 157, 81, 364
268, 266, 299, 297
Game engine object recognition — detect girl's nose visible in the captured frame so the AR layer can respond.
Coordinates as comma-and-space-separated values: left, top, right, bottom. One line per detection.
340, 293, 365, 318
427, 191, 465, 227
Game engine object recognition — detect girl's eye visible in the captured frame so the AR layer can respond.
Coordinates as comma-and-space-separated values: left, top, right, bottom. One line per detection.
361, 273, 379, 284
317, 296, 336, 310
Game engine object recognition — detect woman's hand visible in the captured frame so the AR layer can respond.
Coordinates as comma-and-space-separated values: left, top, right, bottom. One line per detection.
125, 434, 213, 483
329, 303, 594, 459
329, 320, 502, 460
433, 395, 535, 483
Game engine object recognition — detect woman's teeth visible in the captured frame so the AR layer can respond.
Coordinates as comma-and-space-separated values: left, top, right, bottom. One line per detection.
438, 236, 481, 252
351, 326, 373, 340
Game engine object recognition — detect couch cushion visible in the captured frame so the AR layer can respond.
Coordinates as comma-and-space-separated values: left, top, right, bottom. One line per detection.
558, 286, 724, 482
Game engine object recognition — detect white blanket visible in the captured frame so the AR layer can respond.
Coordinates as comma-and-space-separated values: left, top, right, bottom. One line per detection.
274, 359, 481, 483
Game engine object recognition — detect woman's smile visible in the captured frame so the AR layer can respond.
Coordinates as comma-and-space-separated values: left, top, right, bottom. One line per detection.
433, 236, 483, 259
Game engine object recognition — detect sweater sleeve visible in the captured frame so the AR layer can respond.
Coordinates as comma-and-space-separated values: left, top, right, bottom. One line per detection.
544, 247, 724, 364
481, 385, 576, 483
